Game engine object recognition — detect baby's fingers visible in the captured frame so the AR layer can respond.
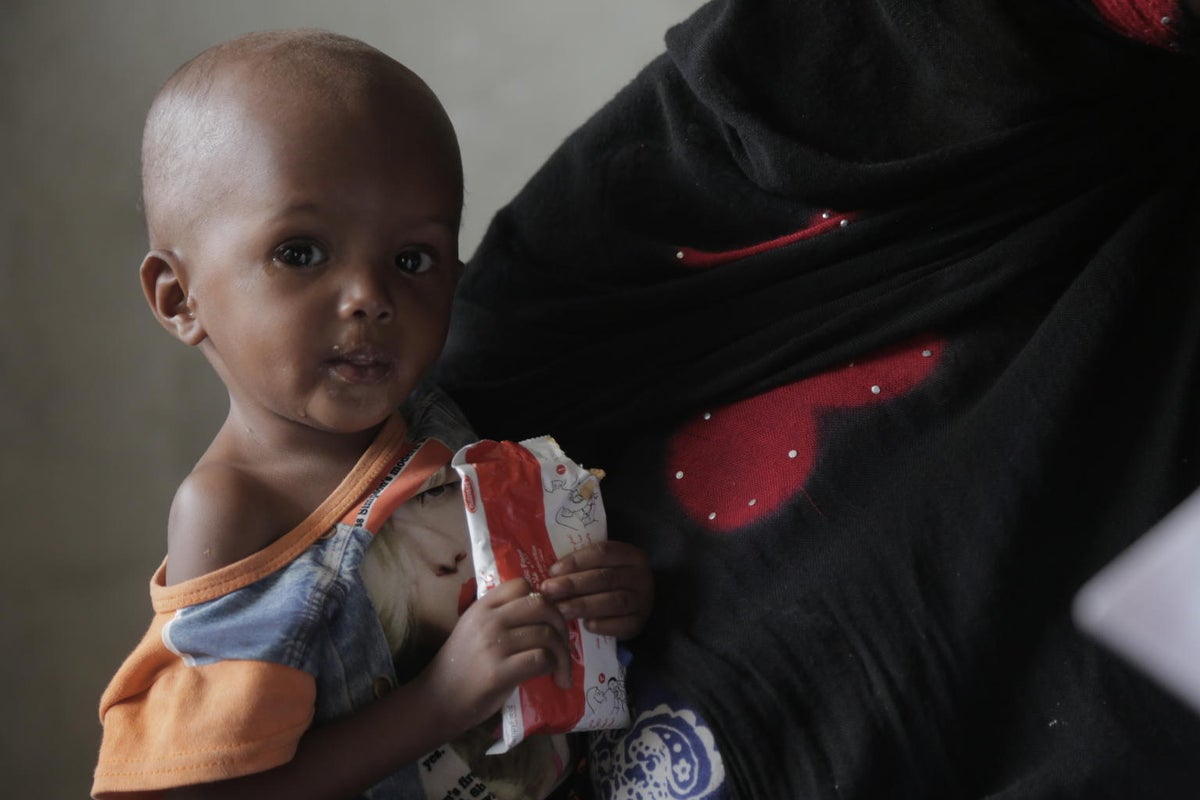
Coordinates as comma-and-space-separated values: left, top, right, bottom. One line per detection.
496, 618, 573, 689
548, 540, 647, 577
495, 586, 573, 688
574, 612, 643, 640
543, 543, 648, 601
542, 579, 642, 621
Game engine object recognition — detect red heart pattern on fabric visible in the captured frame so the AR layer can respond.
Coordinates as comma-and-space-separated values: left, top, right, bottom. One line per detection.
666, 336, 944, 532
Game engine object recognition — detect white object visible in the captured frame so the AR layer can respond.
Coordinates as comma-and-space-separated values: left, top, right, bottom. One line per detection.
1074, 486, 1200, 715
453, 436, 630, 753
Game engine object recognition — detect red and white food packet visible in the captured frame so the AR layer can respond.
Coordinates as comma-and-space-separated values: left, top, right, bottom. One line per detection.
452, 436, 630, 754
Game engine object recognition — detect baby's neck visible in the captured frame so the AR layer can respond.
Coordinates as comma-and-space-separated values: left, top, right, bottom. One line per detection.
206, 407, 388, 509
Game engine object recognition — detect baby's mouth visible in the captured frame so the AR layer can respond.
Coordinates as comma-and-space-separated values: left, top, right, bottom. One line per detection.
327, 346, 394, 384
458, 577, 478, 616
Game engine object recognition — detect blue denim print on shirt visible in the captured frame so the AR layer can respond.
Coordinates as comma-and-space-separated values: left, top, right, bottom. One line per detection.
163, 522, 425, 799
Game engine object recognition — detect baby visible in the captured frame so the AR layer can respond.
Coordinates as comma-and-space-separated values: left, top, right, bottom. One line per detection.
93, 30, 651, 800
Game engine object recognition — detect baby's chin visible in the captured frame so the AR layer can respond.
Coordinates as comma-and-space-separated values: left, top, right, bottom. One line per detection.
293, 396, 399, 435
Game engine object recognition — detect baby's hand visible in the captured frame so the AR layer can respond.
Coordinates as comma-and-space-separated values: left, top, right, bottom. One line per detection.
539, 541, 653, 639
419, 578, 571, 735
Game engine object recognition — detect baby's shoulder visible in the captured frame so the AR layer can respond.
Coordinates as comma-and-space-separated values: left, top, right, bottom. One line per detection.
164, 462, 291, 585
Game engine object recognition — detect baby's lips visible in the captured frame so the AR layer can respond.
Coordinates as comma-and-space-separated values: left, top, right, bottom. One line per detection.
457, 577, 478, 615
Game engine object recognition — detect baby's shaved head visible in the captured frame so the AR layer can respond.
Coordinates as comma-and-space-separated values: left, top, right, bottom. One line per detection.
141, 30, 461, 247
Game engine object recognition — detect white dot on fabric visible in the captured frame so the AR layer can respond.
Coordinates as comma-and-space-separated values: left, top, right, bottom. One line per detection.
703, 412, 712, 420
822, 211, 832, 219
675, 471, 684, 480
708, 512, 717, 520
871, 385, 881, 394
788, 449, 798, 459
922, 349, 932, 357
839, 218, 849, 227
748, 498, 757, 506
1162, 15, 1172, 24
675, 250, 684, 259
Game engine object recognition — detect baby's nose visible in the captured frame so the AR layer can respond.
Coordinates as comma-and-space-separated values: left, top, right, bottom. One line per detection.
435, 551, 468, 576
340, 270, 394, 321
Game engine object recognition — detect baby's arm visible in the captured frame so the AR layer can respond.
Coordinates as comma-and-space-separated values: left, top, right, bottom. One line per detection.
169, 578, 571, 799
539, 540, 654, 639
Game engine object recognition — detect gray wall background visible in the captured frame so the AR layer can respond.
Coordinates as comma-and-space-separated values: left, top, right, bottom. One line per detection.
0, 2, 705, 795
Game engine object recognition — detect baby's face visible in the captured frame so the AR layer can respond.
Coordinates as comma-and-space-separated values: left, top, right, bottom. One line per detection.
390, 468, 474, 645
179, 67, 462, 436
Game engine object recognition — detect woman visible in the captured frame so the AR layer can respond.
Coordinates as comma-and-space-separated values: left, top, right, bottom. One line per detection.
436, 1, 1200, 796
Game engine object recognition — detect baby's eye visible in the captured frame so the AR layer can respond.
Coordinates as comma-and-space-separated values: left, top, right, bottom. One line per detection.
396, 249, 435, 274
274, 241, 326, 268
417, 480, 459, 504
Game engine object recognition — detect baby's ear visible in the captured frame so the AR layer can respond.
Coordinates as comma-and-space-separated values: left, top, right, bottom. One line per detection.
140, 250, 205, 346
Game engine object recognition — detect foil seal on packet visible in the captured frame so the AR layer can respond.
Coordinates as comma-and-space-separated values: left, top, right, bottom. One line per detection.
452, 436, 630, 754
